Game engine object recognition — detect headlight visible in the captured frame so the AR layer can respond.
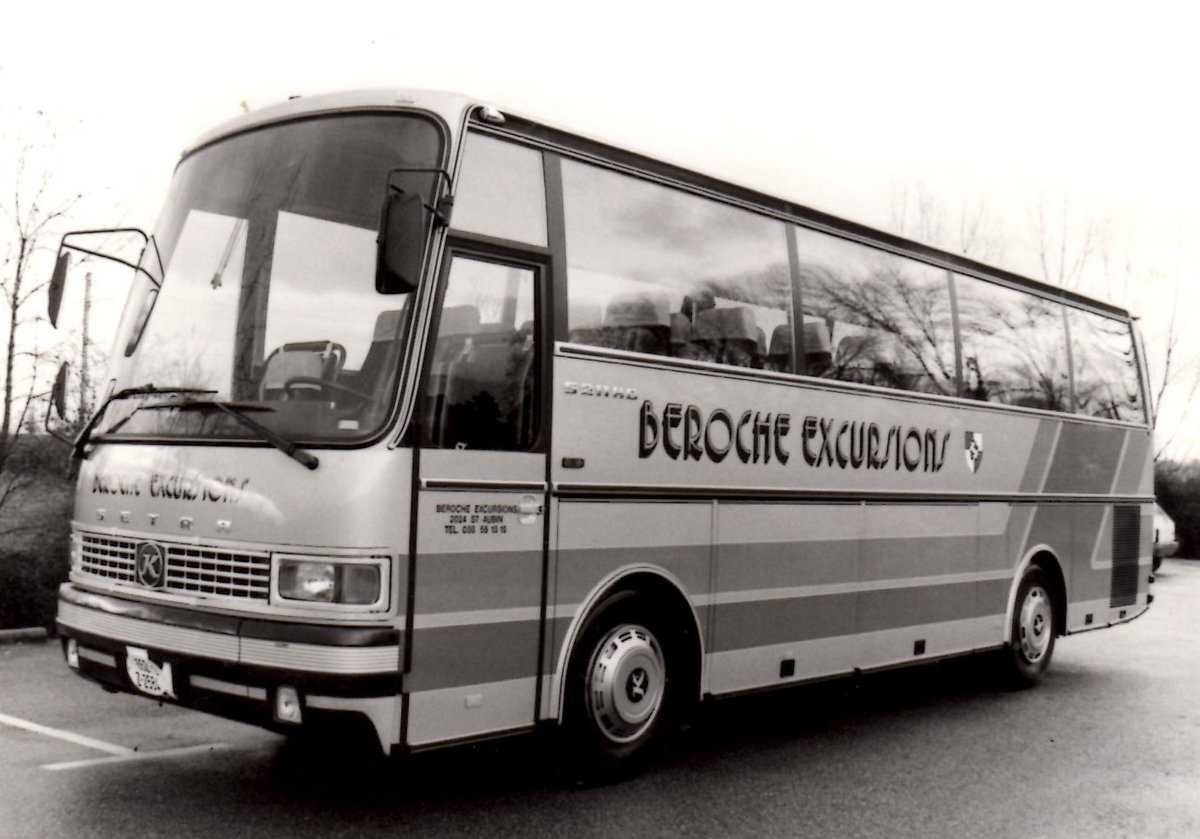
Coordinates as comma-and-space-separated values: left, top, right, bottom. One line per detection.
275, 556, 386, 607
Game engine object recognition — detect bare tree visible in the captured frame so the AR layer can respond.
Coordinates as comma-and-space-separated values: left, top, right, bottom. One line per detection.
1030, 191, 1110, 291
890, 181, 1008, 263
1146, 276, 1200, 458
1, 108, 80, 520
1026, 193, 1199, 457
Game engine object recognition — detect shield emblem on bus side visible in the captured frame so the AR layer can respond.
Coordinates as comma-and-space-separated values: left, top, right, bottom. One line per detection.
964, 432, 983, 474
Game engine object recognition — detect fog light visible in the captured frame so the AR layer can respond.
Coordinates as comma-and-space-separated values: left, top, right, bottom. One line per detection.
275, 686, 302, 724
66, 638, 79, 669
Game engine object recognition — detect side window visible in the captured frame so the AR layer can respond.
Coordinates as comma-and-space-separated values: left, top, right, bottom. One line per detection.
1070, 309, 1145, 422
955, 275, 1070, 411
419, 256, 539, 450
453, 133, 548, 246
793, 226, 956, 395
561, 159, 793, 371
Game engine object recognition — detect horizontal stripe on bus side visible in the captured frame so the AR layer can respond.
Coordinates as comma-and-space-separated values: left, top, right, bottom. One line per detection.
553, 538, 1016, 608
708, 616, 1002, 695
543, 574, 1013, 675
410, 547, 544, 613
553, 543, 712, 606
697, 570, 1014, 606
709, 579, 1010, 652
552, 485, 1153, 504
405, 619, 543, 692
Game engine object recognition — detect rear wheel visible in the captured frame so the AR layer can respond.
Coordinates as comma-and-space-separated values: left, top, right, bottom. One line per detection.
1001, 565, 1056, 687
565, 591, 672, 780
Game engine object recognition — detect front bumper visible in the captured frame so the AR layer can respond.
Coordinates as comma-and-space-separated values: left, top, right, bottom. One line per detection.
56, 584, 402, 749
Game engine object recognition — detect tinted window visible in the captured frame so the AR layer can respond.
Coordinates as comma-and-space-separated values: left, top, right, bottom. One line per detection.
1070, 309, 1144, 422
955, 275, 1070, 411
561, 160, 793, 371
453, 133, 547, 246
419, 256, 538, 450
793, 226, 956, 395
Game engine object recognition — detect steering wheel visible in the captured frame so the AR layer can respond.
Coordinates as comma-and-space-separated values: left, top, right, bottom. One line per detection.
281, 376, 371, 403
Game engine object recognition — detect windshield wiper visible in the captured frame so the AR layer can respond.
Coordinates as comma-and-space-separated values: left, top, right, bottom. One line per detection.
169, 399, 320, 471
75, 388, 319, 471
74, 385, 218, 460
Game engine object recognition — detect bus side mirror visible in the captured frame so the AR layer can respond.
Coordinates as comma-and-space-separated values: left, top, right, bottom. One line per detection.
52, 361, 70, 420
44, 362, 74, 447
49, 251, 69, 328
375, 191, 427, 295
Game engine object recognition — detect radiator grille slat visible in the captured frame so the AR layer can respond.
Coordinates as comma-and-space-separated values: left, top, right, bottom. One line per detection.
78, 533, 271, 601
1110, 505, 1141, 608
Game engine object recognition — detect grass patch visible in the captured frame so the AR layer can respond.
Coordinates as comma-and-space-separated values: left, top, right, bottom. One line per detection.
1, 438, 74, 630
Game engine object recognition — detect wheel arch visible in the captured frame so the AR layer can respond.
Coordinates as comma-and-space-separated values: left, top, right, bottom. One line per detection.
1004, 544, 1068, 643
552, 564, 705, 722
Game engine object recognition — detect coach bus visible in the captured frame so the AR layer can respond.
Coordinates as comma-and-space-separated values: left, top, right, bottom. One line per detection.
48, 89, 1154, 776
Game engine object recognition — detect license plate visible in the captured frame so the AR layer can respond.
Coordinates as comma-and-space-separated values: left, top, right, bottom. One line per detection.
125, 646, 176, 699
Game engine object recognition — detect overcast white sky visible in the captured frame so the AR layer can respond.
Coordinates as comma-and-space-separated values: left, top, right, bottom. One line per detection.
3, 0, 1198, 455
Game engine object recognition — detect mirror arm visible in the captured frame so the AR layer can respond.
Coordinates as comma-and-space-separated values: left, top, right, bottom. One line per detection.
384, 166, 455, 227
61, 228, 149, 247
43, 405, 74, 447
432, 195, 455, 228
60, 242, 162, 288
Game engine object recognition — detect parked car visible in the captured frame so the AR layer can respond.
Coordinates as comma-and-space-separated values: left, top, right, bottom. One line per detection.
1154, 503, 1179, 571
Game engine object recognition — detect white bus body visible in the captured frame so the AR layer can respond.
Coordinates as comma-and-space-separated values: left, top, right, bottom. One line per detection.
55, 90, 1154, 771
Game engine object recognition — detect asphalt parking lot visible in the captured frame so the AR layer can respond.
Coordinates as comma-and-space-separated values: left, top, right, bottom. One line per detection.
2, 560, 1198, 838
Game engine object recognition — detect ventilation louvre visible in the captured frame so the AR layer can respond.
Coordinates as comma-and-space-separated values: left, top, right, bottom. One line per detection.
1109, 506, 1141, 608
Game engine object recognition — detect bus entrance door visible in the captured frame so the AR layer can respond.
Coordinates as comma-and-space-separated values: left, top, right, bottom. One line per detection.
404, 253, 548, 748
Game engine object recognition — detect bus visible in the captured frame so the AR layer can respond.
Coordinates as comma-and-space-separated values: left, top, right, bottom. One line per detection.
48, 89, 1154, 776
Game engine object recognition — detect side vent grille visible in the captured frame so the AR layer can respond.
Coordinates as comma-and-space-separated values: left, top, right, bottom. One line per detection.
1110, 505, 1141, 607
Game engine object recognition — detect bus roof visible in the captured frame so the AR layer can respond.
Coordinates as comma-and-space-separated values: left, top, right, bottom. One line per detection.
186, 88, 1133, 322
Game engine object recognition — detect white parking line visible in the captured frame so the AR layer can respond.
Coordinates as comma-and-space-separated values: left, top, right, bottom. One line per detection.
43, 742, 231, 771
0, 711, 231, 771
0, 711, 133, 756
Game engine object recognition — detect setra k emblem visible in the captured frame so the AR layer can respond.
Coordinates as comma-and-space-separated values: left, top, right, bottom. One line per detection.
964, 431, 984, 474
134, 542, 166, 588
626, 668, 648, 702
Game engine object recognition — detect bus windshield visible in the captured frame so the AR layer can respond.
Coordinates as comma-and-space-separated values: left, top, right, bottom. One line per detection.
103, 112, 444, 444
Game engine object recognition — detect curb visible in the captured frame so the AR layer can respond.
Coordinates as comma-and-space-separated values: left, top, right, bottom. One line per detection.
0, 627, 49, 645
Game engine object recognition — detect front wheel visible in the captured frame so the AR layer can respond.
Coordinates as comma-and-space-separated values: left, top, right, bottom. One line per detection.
1000, 565, 1056, 688
564, 592, 671, 780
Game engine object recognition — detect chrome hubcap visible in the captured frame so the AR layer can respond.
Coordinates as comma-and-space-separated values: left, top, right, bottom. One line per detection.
1018, 585, 1052, 663
586, 624, 665, 744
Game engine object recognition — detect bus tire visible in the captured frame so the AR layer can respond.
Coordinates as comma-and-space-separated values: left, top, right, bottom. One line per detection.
564, 590, 672, 781
1000, 565, 1056, 688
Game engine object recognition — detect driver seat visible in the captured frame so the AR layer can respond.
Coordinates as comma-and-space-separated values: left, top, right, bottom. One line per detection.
259, 341, 345, 400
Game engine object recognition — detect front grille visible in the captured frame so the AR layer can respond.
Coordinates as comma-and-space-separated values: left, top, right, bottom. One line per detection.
79, 533, 271, 600
79, 534, 137, 580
